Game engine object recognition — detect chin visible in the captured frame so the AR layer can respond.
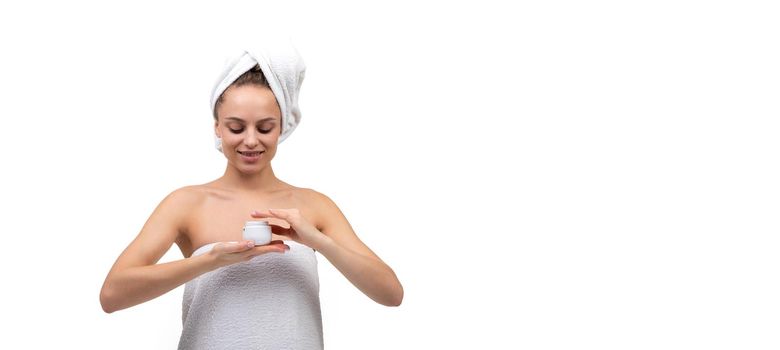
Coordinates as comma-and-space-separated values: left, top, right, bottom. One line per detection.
238, 162, 268, 173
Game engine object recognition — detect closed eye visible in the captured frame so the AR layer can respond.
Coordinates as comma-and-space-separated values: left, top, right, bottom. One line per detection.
229, 127, 273, 134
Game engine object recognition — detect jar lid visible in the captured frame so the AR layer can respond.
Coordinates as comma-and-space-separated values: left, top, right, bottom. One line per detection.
244, 220, 269, 226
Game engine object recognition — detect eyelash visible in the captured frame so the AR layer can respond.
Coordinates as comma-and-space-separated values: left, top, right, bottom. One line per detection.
229, 126, 273, 134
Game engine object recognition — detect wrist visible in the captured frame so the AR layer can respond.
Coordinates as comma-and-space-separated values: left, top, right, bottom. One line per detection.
310, 234, 335, 254
191, 250, 220, 273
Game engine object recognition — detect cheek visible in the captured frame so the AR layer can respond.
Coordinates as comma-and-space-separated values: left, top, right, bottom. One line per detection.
222, 134, 243, 147
260, 131, 279, 143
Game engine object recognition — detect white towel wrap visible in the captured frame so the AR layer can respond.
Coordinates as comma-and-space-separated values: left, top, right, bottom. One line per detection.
210, 37, 306, 145
178, 240, 323, 349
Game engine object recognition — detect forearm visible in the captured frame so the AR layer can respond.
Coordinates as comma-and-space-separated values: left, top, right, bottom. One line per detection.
100, 253, 215, 313
313, 236, 403, 306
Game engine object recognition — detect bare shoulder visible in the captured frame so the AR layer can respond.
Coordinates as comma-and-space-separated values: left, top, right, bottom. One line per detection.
153, 185, 211, 232
110, 185, 207, 269
293, 187, 383, 261
293, 187, 337, 212
161, 185, 206, 212
290, 187, 344, 231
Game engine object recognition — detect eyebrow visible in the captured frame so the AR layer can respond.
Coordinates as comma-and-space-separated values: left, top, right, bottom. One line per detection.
225, 117, 277, 123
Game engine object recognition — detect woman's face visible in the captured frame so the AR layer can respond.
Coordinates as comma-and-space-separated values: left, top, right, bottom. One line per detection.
214, 84, 282, 174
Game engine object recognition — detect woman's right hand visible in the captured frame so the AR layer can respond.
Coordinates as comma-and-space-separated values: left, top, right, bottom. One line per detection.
207, 240, 290, 268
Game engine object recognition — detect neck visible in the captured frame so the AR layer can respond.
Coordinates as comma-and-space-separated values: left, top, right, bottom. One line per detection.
218, 162, 283, 193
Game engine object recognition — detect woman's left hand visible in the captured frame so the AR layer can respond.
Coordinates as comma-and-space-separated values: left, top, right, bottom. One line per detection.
250, 208, 326, 249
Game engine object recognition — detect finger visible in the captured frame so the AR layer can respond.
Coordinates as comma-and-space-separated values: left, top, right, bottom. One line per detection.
250, 210, 274, 218
267, 223, 292, 235
268, 208, 292, 221
224, 240, 255, 252
270, 209, 306, 227
252, 242, 290, 255
255, 239, 287, 247
251, 209, 289, 219
249, 213, 292, 232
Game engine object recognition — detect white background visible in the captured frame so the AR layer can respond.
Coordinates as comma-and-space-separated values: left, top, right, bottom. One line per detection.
1, 1, 778, 349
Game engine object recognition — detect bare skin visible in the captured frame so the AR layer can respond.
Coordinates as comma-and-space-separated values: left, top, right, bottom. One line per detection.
100, 84, 403, 313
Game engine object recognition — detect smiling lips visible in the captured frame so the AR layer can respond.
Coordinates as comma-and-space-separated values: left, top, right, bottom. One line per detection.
238, 150, 263, 156
238, 150, 264, 162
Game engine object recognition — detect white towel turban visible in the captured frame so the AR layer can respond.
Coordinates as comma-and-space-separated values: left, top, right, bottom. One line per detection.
210, 38, 306, 145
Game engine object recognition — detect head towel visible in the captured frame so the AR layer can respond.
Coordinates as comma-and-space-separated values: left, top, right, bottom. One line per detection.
210, 38, 306, 145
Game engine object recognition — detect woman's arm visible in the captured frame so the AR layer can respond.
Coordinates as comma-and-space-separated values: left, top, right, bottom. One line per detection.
99, 188, 203, 313
254, 190, 404, 306
100, 252, 217, 313
101, 188, 289, 313
314, 234, 404, 307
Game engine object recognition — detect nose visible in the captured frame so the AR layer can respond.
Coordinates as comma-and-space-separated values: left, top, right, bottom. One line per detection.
243, 128, 260, 149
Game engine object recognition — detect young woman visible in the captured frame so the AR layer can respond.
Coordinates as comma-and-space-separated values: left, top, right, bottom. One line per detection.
100, 43, 403, 349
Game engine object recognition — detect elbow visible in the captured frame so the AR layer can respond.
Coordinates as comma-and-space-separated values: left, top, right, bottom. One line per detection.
393, 284, 404, 306
385, 283, 404, 307
100, 287, 117, 314
388, 295, 403, 307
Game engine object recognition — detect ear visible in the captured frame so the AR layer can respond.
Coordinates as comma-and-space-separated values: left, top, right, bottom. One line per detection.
214, 120, 220, 138
214, 132, 223, 152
